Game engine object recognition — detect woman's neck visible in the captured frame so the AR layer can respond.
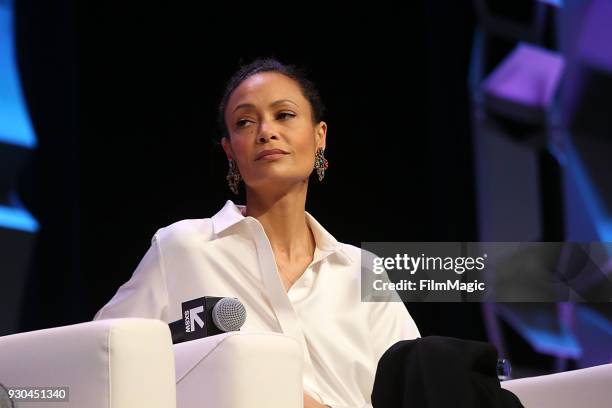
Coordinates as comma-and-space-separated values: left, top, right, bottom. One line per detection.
245, 182, 315, 262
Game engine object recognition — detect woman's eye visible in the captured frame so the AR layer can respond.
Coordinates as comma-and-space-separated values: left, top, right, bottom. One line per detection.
277, 112, 295, 120
236, 113, 294, 128
236, 119, 251, 128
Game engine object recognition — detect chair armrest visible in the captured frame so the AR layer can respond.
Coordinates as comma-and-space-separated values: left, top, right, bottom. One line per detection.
501, 363, 612, 408
174, 331, 303, 408
0, 318, 176, 408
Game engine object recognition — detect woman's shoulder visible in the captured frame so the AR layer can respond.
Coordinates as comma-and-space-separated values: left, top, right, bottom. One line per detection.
153, 217, 215, 247
337, 242, 361, 261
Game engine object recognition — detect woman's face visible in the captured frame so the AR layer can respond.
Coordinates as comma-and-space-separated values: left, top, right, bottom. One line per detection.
222, 72, 326, 193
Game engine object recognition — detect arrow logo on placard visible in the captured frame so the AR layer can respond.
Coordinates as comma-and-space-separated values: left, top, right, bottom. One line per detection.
189, 306, 205, 332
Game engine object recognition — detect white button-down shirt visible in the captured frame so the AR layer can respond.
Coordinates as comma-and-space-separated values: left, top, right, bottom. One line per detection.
94, 200, 420, 408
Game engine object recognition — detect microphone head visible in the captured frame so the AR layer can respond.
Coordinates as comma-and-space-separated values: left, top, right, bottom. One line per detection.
212, 297, 247, 332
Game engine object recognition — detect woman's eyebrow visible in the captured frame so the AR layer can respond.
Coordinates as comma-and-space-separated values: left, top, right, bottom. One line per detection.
233, 99, 298, 113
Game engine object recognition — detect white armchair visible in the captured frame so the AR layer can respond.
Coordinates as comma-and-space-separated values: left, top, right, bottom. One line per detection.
173, 331, 303, 408
0, 318, 176, 408
502, 363, 612, 408
174, 333, 612, 408
3, 318, 610, 408
0, 318, 303, 408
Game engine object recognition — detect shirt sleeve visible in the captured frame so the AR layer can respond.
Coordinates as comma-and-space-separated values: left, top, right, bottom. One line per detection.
322, 263, 420, 408
361, 250, 421, 364
321, 303, 420, 408
369, 300, 420, 370
93, 232, 169, 322
332, 249, 419, 408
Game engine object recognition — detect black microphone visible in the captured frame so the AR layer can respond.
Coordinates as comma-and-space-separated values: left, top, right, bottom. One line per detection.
169, 296, 247, 344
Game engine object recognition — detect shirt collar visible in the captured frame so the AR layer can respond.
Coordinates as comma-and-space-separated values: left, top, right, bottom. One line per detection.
210, 199, 248, 233
211, 200, 353, 265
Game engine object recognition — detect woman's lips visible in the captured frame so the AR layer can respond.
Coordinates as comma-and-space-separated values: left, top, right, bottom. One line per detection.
255, 149, 289, 160
258, 153, 287, 160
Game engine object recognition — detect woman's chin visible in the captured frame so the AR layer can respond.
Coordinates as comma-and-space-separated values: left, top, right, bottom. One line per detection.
247, 173, 310, 191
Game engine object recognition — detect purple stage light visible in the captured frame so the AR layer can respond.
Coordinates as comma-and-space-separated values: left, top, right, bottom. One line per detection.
483, 43, 565, 116
577, 0, 612, 72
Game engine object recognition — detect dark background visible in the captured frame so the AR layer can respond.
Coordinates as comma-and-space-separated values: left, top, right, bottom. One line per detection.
16, 1, 485, 341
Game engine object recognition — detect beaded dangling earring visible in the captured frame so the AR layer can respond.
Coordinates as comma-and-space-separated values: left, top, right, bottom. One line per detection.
226, 159, 242, 195
314, 147, 329, 181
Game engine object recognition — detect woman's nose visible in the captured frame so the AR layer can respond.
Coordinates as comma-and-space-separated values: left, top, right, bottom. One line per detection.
257, 121, 279, 142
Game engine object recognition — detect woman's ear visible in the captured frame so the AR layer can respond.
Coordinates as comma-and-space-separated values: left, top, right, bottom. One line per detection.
221, 137, 233, 161
315, 121, 327, 150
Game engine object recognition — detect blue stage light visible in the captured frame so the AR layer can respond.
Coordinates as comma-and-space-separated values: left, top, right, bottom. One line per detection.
0, 204, 38, 233
0, 4, 37, 148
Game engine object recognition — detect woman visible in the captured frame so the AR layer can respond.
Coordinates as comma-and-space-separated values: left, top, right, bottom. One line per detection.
94, 58, 420, 408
